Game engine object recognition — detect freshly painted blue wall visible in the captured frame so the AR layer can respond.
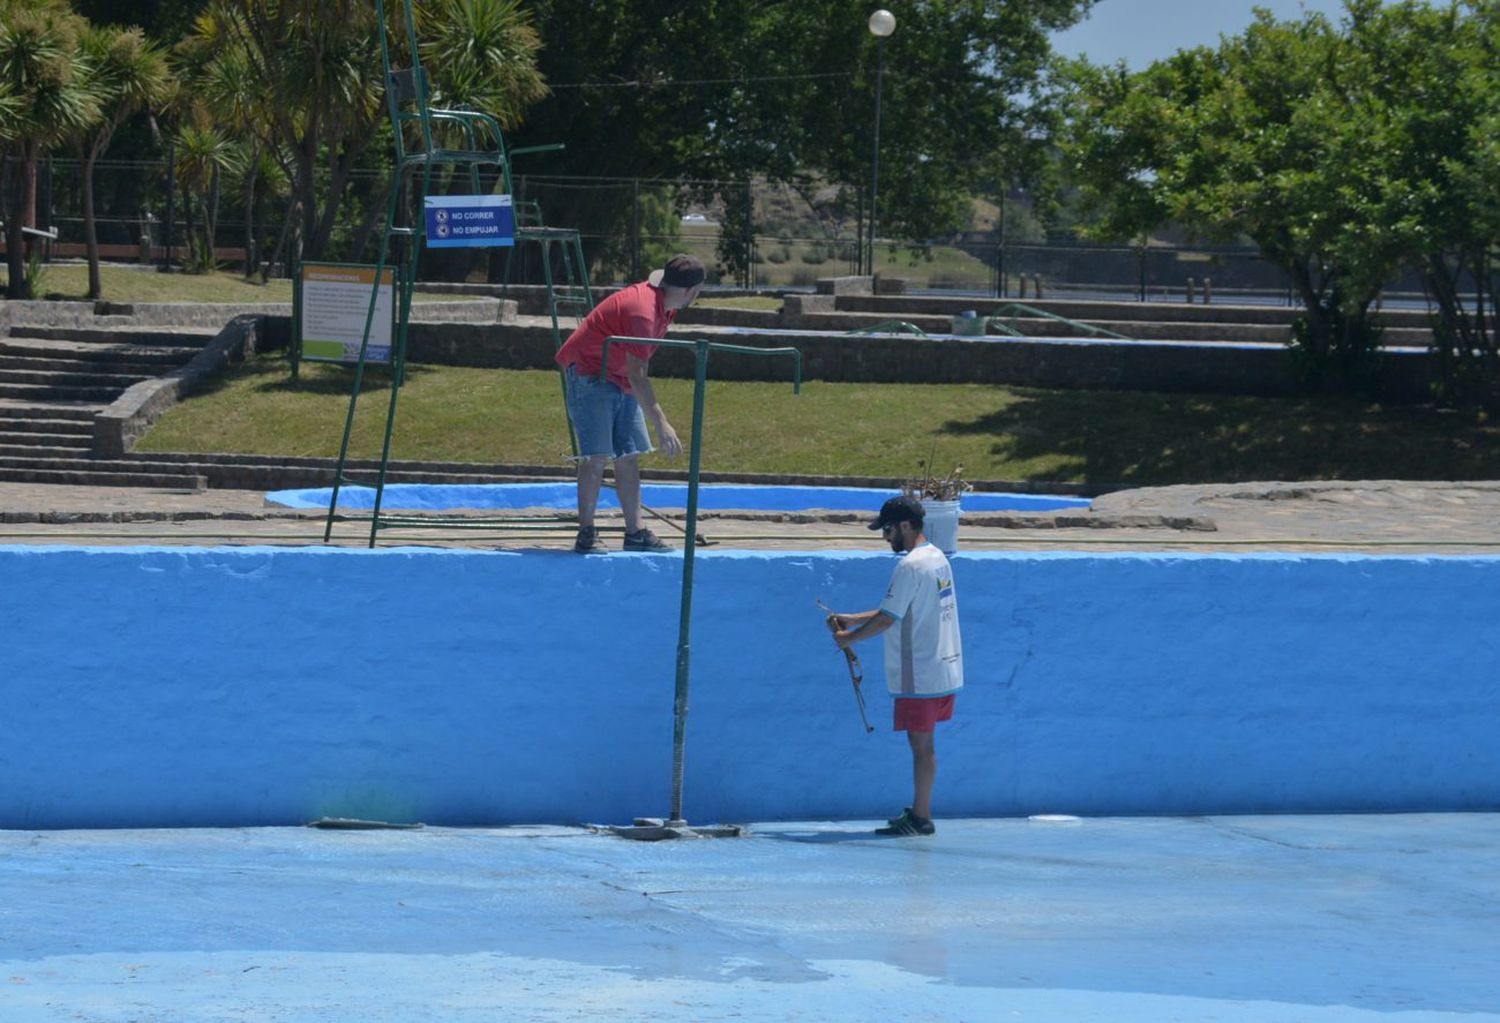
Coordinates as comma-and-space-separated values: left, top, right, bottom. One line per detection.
2, 546, 1497, 828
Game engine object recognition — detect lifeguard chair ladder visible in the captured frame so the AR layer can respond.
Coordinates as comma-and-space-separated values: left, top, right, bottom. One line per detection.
323, 0, 593, 546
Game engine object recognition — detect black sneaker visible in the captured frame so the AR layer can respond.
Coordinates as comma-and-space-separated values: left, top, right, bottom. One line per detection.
622, 527, 671, 552
574, 526, 608, 554
875, 809, 935, 837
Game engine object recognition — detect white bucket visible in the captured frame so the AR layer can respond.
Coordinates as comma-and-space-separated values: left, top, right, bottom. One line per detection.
924, 499, 961, 556
950, 311, 986, 336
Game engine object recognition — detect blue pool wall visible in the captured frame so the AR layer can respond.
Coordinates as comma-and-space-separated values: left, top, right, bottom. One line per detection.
2, 546, 1497, 829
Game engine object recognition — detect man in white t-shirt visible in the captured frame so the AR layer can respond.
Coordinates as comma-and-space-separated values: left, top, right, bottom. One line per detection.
830, 494, 963, 836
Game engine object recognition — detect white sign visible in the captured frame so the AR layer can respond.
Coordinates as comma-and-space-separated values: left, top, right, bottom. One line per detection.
299, 263, 395, 364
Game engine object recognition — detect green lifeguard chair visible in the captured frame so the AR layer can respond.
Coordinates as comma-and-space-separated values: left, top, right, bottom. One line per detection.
324, 0, 593, 546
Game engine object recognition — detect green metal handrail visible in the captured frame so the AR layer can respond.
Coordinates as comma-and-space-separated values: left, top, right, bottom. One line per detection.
989, 302, 1136, 341
599, 335, 801, 825
844, 320, 929, 337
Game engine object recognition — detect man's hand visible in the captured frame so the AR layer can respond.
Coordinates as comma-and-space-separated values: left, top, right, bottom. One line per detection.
656, 419, 683, 457
834, 628, 856, 650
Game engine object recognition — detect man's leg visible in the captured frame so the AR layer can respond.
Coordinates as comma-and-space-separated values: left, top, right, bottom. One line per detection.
576, 455, 608, 529
613, 453, 642, 534
909, 729, 936, 821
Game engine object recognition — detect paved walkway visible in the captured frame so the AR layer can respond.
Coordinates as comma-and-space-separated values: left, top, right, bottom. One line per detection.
2, 478, 1499, 552
2, 814, 1496, 1022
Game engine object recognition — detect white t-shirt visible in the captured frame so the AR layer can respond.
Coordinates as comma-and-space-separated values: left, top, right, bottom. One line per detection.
878, 542, 964, 697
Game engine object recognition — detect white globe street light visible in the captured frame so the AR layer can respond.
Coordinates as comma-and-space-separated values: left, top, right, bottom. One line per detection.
866, 10, 895, 279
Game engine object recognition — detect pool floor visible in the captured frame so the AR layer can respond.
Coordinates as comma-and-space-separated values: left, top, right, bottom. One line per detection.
3, 813, 1496, 1022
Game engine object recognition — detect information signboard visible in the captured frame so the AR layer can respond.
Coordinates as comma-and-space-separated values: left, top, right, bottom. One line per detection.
298, 263, 395, 365
423, 194, 515, 248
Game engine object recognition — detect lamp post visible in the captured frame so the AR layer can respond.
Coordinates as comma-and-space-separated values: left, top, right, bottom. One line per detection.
867, 9, 895, 280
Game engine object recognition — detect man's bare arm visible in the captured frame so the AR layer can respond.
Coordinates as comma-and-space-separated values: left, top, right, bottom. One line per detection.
625, 355, 682, 456
834, 610, 896, 650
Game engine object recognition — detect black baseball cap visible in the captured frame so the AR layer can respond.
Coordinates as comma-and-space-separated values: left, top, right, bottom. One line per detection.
869, 494, 925, 530
648, 254, 706, 289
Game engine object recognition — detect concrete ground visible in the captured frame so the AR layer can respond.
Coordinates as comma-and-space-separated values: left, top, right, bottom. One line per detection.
4, 478, 1500, 552
2, 814, 1496, 1022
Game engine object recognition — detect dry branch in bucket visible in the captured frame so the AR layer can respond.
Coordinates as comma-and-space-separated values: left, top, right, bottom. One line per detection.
902, 459, 972, 503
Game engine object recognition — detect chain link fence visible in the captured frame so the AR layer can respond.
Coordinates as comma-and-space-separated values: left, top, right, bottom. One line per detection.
7, 158, 1440, 308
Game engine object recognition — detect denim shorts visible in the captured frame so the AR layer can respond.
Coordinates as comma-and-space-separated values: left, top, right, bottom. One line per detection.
563, 365, 653, 459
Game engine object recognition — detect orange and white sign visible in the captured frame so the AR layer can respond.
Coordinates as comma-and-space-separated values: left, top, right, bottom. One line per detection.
299, 263, 395, 363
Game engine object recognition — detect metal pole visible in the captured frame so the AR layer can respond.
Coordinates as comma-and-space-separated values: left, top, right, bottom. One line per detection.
160, 140, 175, 272
868, 35, 885, 282
630, 178, 640, 283
668, 340, 711, 825
997, 192, 1006, 298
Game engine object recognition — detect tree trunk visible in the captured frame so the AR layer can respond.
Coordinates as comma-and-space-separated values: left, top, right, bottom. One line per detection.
267, 194, 300, 277
84, 148, 102, 299
182, 179, 196, 269
3, 157, 31, 299
242, 160, 258, 280
206, 167, 221, 267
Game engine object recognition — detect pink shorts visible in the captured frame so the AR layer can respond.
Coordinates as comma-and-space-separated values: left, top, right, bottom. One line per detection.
893, 694, 955, 733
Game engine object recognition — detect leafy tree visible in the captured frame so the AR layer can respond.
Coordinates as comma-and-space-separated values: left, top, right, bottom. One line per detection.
178, 0, 544, 265
69, 24, 172, 298
1061, 9, 1399, 390
1063, 1, 1500, 403
511, 0, 1094, 280
70, 0, 206, 41
171, 122, 236, 271
179, 0, 384, 262
0, 0, 103, 298
1346, 0, 1500, 407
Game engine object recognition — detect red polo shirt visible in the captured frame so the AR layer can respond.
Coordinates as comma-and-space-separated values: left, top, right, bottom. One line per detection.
555, 282, 676, 393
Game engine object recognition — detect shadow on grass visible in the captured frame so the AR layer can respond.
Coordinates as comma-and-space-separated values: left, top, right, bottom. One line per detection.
180, 351, 437, 399
939, 387, 1500, 486
253, 361, 436, 397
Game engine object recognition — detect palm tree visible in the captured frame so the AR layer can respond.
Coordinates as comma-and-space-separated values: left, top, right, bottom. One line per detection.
172, 123, 236, 272
0, 0, 104, 298
179, 0, 547, 266
189, 39, 278, 280
71, 24, 172, 299
418, 0, 546, 134
182, 0, 386, 263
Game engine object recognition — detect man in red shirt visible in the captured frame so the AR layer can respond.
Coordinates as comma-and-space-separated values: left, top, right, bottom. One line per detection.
554, 254, 705, 553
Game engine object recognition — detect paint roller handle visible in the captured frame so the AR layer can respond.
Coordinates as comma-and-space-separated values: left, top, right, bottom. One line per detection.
818, 602, 874, 734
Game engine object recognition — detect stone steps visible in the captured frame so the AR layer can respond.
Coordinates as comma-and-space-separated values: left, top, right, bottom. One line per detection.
0, 321, 227, 489
0, 337, 197, 364
0, 399, 105, 421
799, 308, 1435, 347
0, 366, 152, 390
0, 439, 90, 457
5, 324, 216, 348
0, 381, 135, 403
0, 415, 94, 435
0, 353, 176, 377
0, 463, 207, 489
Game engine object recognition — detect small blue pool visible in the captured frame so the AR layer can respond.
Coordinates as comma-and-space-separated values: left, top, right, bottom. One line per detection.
266, 482, 1091, 513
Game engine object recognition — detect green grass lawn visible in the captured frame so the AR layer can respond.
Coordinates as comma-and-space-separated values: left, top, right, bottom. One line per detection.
697, 295, 781, 311
2, 264, 486, 304
4, 265, 294, 303
136, 351, 1500, 486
